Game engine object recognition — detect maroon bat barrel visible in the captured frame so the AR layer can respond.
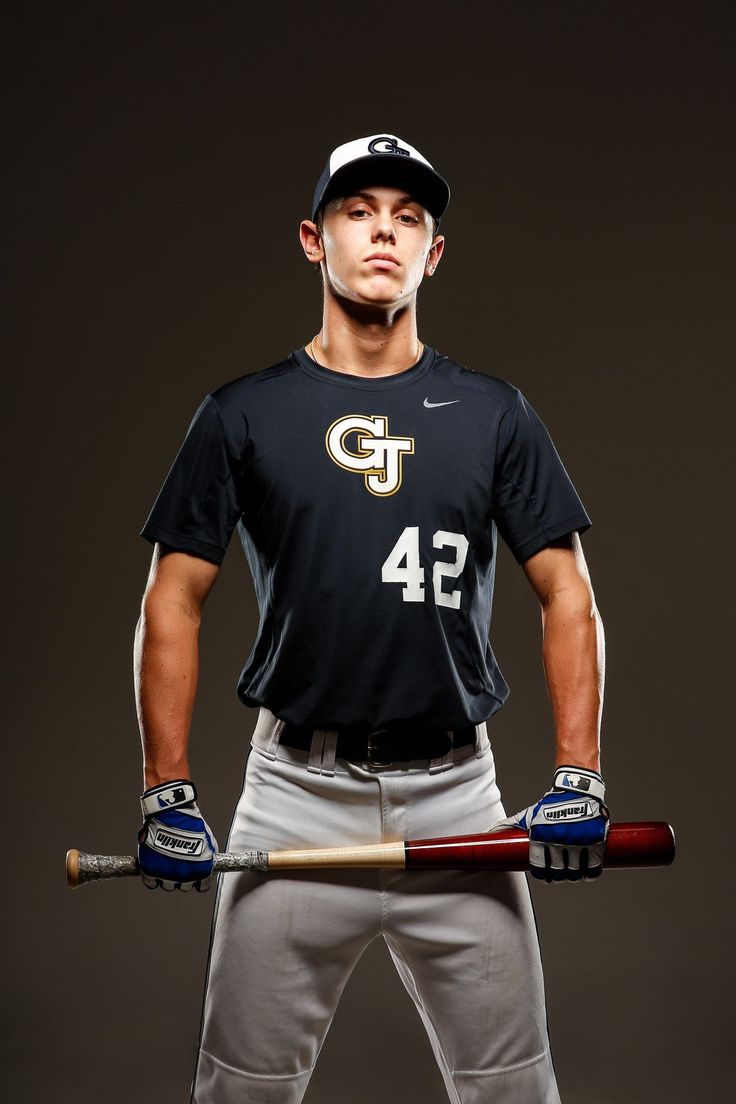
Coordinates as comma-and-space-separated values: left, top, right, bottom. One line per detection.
404, 821, 676, 870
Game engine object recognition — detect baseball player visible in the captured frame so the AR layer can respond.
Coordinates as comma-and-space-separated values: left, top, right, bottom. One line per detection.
134, 133, 608, 1104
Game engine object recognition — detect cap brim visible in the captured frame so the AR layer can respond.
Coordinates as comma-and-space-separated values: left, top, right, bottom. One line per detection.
313, 155, 450, 224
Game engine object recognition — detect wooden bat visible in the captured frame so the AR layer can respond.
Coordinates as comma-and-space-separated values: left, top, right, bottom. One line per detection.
66, 821, 674, 888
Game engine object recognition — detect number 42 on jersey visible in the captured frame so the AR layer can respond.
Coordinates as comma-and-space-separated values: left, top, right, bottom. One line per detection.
382, 526, 469, 609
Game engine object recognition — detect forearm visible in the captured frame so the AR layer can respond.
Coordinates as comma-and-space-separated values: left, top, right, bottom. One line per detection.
540, 590, 605, 773
133, 588, 201, 789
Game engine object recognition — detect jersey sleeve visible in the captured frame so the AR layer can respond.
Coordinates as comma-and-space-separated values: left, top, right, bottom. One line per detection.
492, 389, 591, 564
139, 394, 246, 566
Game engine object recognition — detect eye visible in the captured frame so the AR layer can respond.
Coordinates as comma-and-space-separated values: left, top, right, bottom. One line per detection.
349, 207, 371, 218
397, 212, 420, 225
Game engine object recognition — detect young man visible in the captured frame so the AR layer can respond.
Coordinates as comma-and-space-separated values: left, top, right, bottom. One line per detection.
135, 134, 607, 1104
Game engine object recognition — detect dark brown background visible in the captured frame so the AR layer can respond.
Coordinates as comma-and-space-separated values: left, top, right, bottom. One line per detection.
4, 2, 734, 1101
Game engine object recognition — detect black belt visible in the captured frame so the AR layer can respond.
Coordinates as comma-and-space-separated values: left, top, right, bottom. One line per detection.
279, 723, 476, 765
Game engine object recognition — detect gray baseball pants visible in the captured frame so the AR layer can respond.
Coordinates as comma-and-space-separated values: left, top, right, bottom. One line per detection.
191, 707, 560, 1104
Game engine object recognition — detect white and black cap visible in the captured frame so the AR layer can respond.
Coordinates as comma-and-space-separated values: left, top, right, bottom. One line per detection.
312, 134, 450, 225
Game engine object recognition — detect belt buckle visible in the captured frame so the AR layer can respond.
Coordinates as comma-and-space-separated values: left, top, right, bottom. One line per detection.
366, 728, 393, 766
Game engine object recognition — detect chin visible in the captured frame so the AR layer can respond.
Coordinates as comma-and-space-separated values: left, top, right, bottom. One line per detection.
356, 290, 401, 306
327, 274, 412, 308
351, 278, 411, 305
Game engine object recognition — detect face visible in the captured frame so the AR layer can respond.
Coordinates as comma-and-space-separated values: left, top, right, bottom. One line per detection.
300, 185, 444, 308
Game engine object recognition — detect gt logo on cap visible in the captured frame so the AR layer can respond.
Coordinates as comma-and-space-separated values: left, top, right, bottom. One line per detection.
368, 136, 411, 157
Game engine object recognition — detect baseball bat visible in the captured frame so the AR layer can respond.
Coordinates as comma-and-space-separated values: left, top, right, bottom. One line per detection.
66, 820, 674, 888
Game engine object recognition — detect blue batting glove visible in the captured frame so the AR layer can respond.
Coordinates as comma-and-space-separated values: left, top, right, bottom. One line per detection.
137, 780, 218, 892
494, 766, 610, 882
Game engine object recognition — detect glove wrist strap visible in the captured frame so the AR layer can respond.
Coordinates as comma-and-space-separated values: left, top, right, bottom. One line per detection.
553, 765, 605, 802
140, 780, 197, 819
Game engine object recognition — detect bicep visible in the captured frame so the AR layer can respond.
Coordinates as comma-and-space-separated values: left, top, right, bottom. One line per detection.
520, 532, 594, 609
143, 542, 220, 619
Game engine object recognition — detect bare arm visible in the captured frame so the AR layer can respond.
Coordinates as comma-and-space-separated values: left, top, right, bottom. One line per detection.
521, 532, 605, 773
133, 544, 220, 790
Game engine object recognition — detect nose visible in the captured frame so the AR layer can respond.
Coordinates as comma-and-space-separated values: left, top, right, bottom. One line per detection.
372, 208, 396, 244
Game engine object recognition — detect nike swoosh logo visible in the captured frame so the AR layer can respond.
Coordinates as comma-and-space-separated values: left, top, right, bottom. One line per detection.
423, 398, 460, 408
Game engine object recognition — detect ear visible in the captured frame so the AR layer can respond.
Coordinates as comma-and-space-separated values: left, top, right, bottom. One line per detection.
300, 220, 324, 266
425, 234, 445, 277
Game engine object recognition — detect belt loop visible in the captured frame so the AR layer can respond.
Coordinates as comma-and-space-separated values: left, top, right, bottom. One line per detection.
307, 729, 338, 775
475, 721, 489, 757
321, 730, 338, 776
429, 730, 455, 774
253, 708, 284, 760
307, 730, 326, 774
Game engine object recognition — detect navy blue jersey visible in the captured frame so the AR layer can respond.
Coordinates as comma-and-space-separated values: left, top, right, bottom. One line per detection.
140, 346, 591, 730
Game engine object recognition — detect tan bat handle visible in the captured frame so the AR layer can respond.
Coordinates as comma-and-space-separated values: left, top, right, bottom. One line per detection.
65, 841, 406, 887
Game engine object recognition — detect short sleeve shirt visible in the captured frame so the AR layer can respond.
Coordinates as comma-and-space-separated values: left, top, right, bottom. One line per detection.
140, 347, 591, 729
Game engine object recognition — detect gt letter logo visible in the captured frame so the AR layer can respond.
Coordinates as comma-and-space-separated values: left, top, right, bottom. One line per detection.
325, 414, 414, 497
368, 136, 410, 157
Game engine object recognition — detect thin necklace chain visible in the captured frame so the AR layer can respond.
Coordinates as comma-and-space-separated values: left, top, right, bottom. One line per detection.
309, 333, 423, 369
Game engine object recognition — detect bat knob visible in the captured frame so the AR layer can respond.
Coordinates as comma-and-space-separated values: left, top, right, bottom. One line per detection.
66, 849, 81, 889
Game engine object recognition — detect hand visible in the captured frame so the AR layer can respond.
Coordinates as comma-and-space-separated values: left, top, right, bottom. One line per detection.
492, 766, 610, 882
137, 780, 218, 892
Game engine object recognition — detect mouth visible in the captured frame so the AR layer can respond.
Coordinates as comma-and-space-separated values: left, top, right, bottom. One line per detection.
364, 253, 400, 269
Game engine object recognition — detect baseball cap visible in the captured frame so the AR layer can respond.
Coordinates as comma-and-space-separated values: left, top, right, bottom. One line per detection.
312, 134, 450, 225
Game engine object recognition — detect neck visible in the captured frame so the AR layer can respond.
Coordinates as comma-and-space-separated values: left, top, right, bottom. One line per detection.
312, 293, 422, 377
